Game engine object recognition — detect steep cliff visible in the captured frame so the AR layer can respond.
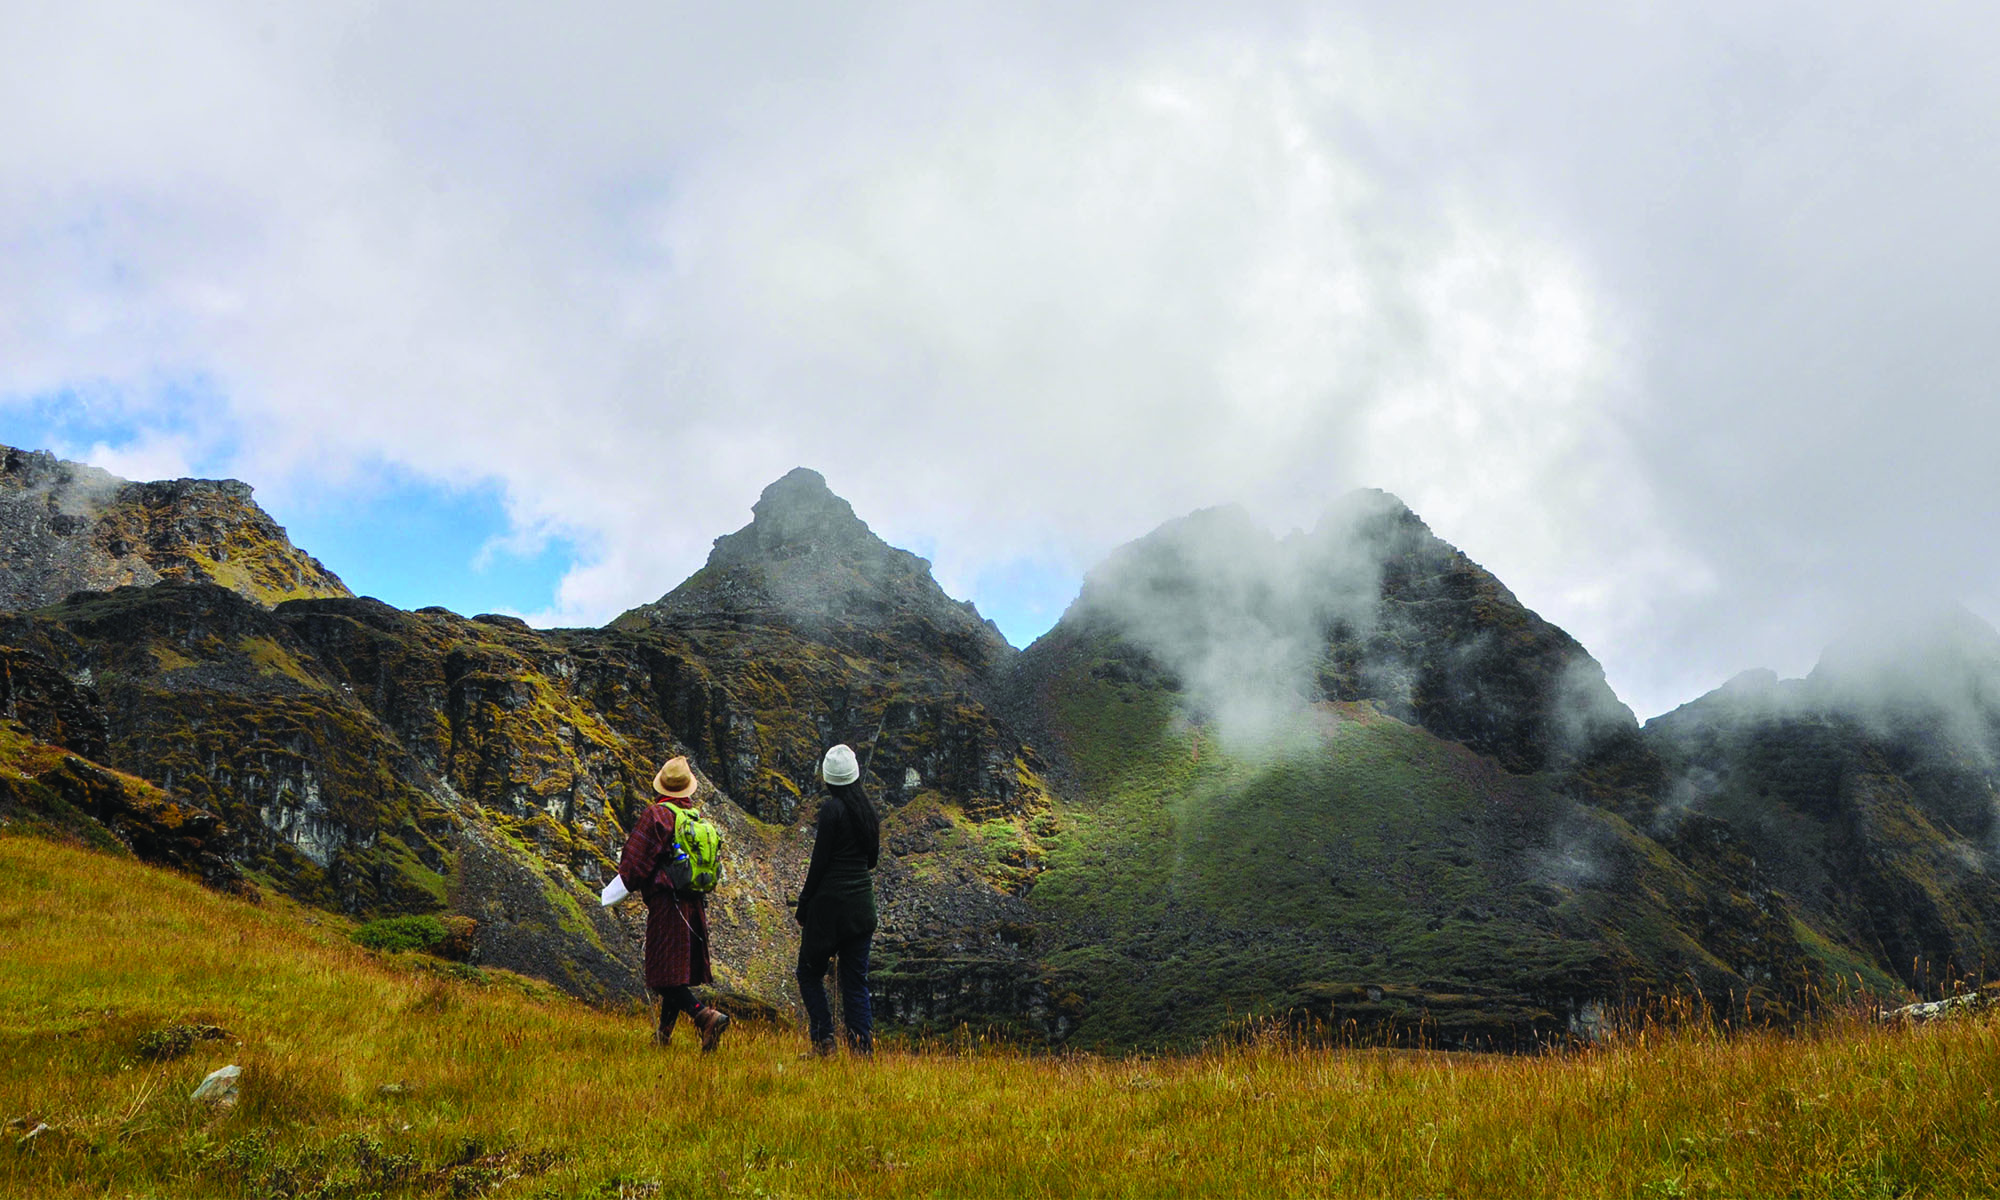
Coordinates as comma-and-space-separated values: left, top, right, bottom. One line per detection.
0, 642, 240, 890
1645, 607, 2000, 996
0, 586, 658, 1003
0, 445, 350, 611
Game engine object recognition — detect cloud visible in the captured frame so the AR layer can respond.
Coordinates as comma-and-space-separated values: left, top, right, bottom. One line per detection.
3, 2, 1997, 720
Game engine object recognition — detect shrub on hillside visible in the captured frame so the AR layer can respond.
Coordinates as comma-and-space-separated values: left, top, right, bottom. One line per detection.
136, 1022, 228, 1061
350, 915, 448, 954
436, 914, 478, 961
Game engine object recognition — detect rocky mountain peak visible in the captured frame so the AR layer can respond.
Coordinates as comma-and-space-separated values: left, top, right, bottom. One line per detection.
1048, 486, 1633, 770
614, 469, 1011, 665
5, 444, 125, 498
0, 444, 350, 612
1312, 486, 1423, 538
711, 467, 876, 568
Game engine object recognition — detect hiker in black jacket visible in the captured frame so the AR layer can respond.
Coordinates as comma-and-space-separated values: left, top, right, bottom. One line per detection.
795, 743, 881, 1056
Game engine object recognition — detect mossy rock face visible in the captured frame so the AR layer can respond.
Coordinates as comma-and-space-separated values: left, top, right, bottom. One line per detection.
1645, 655, 2000, 997
451, 826, 645, 1003
0, 707, 242, 891
0, 444, 350, 611
0, 643, 110, 760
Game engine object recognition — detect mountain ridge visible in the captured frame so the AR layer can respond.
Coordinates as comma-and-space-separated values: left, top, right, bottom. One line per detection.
4, 444, 1996, 1045
0, 445, 350, 611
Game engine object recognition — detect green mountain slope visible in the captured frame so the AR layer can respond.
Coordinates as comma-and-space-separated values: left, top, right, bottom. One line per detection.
9, 445, 1994, 1048
1007, 498, 1874, 1046
1016, 623, 1833, 1047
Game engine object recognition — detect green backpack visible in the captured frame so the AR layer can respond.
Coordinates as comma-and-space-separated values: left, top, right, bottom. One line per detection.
661, 804, 723, 894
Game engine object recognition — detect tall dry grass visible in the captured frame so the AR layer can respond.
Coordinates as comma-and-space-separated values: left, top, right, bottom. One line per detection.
2, 830, 1994, 1198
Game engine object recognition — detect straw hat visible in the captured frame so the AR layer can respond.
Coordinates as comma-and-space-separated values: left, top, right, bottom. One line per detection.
652, 756, 699, 799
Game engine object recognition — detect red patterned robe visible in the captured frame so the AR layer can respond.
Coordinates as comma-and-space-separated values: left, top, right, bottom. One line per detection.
618, 799, 713, 990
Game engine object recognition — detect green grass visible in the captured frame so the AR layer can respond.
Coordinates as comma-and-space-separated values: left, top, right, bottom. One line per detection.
5, 831, 2000, 1197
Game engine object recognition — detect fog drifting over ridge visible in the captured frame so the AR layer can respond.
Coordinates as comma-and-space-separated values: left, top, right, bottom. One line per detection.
1063, 489, 1638, 766
5, 3, 2000, 720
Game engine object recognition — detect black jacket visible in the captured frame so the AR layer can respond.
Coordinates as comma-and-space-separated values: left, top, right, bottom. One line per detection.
795, 795, 878, 951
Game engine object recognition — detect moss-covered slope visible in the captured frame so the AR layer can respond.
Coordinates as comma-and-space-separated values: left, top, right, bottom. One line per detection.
1012, 621, 1827, 1048
0, 445, 350, 610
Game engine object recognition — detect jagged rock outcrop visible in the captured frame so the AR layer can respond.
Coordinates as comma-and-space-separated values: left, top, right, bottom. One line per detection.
619, 468, 1011, 666
613, 468, 1045, 823
1645, 607, 2000, 995
0, 445, 349, 611
0, 641, 240, 888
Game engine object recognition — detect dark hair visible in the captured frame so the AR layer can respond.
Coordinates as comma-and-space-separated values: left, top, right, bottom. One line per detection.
826, 779, 880, 865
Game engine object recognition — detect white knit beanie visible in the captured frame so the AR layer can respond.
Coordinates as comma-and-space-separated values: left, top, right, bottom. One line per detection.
821, 743, 860, 786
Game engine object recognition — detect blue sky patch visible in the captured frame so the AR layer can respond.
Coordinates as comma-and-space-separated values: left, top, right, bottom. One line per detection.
272, 468, 581, 621
5, 390, 1080, 636
1, 380, 240, 477
1, 395, 579, 621
967, 556, 1079, 650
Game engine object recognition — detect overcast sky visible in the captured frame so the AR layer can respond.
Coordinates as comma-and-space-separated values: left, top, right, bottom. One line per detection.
4, 1, 1997, 719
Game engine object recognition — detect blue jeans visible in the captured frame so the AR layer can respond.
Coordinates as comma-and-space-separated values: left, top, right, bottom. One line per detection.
798, 931, 873, 1051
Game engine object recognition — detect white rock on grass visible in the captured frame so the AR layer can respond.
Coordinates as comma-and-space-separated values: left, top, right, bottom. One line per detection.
190, 1065, 242, 1107
1882, 990, 1999, 1023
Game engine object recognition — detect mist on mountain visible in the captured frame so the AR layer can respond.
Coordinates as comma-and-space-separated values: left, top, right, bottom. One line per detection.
9, 442, 2000, 1041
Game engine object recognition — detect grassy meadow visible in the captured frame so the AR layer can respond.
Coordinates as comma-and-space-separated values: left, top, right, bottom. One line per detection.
4, 830, 1999, 1199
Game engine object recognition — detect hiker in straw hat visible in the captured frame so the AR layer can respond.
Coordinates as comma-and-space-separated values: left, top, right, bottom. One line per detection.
617, 755, 730, 1051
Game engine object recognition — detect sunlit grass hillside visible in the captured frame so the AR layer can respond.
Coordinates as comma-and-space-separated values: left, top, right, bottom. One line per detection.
4, 830, 1999, 1198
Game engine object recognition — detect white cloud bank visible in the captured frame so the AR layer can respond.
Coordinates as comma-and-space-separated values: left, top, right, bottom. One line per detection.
3, 2, 1997, 718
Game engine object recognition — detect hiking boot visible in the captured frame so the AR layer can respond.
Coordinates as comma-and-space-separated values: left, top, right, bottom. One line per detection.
693, 1008, 731, 1053
803, 1036, 837, 1059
